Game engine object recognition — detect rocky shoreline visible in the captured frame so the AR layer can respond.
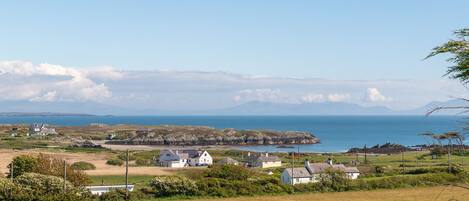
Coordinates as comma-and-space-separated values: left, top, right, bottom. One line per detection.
105, 126, 319, 146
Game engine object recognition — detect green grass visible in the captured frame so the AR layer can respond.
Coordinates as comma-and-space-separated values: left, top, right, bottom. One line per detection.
89, 175, 155, 188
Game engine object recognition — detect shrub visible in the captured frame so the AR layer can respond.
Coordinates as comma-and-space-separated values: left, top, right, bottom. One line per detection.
106, 158, 124, 166
0, 178, 21, 200
135, 158, 151, 166
8, 155, 38, 178
8, 154, 90, 187
204, 164, 253, 180
71, 161, 96, 170
15, 173, 75, 194
150, 176, 198, 197
100, 189, 149, 201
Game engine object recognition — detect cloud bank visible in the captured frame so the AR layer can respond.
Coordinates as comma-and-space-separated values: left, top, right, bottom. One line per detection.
0, 60, 465, 111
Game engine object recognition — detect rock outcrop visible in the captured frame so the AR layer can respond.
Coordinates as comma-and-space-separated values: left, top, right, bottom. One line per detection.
106, 126, 319, 146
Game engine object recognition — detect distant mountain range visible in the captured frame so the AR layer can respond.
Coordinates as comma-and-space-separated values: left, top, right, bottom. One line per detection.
0, 99, 466, 116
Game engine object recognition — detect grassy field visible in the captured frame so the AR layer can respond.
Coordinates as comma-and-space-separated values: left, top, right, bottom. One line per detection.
186, 186, 469, 201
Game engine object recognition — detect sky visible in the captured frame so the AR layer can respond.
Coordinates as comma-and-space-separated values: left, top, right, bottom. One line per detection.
0, 1, 468, 112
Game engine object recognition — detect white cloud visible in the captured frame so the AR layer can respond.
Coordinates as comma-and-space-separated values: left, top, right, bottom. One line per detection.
0, 61, 117, 102
364, 88, 392, 102
301, 94, 325, 103
327, 93, 351, 102
0, 60, 466, 111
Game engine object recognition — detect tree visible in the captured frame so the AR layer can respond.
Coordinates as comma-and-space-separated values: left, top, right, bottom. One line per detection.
426, 28, 469, 83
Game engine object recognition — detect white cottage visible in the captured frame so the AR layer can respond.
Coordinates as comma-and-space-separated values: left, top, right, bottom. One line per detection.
281, 159, 360, 185
158, 149, 212, 168
28, 123, 57, 136
247, 152, 282, 168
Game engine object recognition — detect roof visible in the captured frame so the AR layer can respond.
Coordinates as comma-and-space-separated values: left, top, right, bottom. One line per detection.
284, 167, 313, 178
256, 155, 281, 162
182, 150, 203, 158
218, 157, 239, 164
307, 163, 331, 173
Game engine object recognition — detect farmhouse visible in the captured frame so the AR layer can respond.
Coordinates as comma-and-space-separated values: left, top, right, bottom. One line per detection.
247, 152, 282, 168
281, 159, 360, 185
28, 123, 57, 136
157, 149, 213, 168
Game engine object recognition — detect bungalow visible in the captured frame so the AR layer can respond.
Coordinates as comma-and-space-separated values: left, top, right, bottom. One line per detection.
281, 159, 360, 185
247, 152, 282, 168
157, 149, 213, 168
28, 123, 57, 136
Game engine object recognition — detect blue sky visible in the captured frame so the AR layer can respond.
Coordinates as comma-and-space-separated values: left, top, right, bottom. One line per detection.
1, 1, 468, 79
0, 1, 467, 112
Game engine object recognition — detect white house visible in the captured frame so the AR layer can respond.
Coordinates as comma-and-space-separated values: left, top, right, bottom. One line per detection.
281, 159, 360, 185
28, 123, 57, 136
247, 152, 282, 168
158, 149, 212, 168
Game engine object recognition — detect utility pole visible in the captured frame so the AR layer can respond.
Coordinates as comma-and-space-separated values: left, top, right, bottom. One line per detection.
291, 151, 294, 186
125, 149, 129, 201
10, 160, 14, 181
63, 160, 67, 193
364, 144, 368, 164
401, 150, 405, 172
448, 141, 452, 173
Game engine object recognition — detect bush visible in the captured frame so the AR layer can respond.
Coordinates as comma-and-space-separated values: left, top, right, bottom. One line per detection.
106, 158, 124, 166
8, 154, 90, 187
135, 158, 152, 166
150, 176, 198, 197
15, 173, 75, 194
8, 155, 38, 178
100, 189, 149, 201
204, 164, 253, 180
71, 161, 96, 170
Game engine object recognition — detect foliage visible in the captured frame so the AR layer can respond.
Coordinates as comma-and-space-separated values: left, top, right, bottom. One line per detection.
149, 176, 198, 197
106, 158, 124, 166
71, 161, 96, 170
8, 155, 38, 178
426, 28, 469, 83
8, 154, 90, 187
203, 164, 253, 180
14, 173, 74, 194
100, 189, 149, 201
135, 158, 152, 166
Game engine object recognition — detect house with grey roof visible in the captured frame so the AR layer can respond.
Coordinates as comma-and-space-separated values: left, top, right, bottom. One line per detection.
281, 159, 360, 185
247, 152, 282, 168
217, 157, 240, 166
28, 123, 57, 136
157, 149, 212, 168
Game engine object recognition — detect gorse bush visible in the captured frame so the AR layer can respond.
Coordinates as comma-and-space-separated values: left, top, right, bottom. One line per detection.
150, 176, 198, 197
106, 158, 124, 166
14, 173, 75, 194
8, 155, 38, 178
71, 161, 96, 170
204, 164, 254, 180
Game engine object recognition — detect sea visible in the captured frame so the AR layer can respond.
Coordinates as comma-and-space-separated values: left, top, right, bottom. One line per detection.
0, 115, 466, 153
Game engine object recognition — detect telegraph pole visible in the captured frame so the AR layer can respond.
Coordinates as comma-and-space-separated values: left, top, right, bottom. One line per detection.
364, 144, 368, 164
291, 151, 294, 186
125, 150, 129, 201
63, 160, 67, 192
10, 160, 14, 181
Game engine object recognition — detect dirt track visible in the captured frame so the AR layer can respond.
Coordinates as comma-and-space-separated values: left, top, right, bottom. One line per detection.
0, 149, 175, 176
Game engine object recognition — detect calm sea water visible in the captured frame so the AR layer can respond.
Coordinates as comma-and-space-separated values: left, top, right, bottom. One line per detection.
0, 115, 465, 152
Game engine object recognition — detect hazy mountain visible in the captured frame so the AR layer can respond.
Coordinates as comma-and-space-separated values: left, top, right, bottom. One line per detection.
202, 101, 395, 115
403, 99, 468, 115
0, 99, 466, 116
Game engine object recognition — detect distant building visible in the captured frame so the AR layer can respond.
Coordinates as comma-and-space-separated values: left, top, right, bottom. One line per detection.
86, 185, 134, 195
247, 152, 282, 168
10, 127, 18, 137
281, 159, 360, 185
157, 149, 213, 168
28, 123, 57, 136
217, 157, 240, 166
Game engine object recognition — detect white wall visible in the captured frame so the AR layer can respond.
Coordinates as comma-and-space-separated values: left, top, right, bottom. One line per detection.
260, 161, 281, 168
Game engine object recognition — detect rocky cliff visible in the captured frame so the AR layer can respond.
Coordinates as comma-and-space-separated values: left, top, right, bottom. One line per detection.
106, 126, 319, 146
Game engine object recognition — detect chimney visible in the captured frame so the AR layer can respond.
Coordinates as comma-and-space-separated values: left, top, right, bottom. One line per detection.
265, 152, 269, 157
247, 152, 251, 157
